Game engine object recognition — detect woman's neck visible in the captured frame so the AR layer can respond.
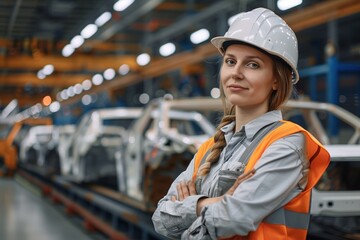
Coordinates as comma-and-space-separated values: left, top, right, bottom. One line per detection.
234, 105, 269, 132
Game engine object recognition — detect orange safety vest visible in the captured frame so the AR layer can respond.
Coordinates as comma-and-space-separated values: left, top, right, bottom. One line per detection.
192, 120, 330, 240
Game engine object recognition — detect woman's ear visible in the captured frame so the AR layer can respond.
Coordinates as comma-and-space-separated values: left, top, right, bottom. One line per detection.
272, 78, 278, 90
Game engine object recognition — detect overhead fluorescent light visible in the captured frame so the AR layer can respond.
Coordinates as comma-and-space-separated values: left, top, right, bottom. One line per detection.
190, 28, 210, 44
37, 70, 46, 79
82, 79, 92, 91
82, 95, 92, 105
43, 64, 54, 75
49, 101, 61, 113
277, 0, 302, 11
92, 74, 104, 86
74, 84, 83, 95
136, 53, 151, 66
95, 12, 112, 27
118, 64, 130, 75
81, 24, 98, 39
103, 68, 116, 80
62, 44, 75, 57
70, 35, 84, 48
159, 42, 176, 57
113, 0, 135, 12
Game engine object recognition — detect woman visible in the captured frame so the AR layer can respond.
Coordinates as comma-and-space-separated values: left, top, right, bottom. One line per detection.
152, 7, 330, 240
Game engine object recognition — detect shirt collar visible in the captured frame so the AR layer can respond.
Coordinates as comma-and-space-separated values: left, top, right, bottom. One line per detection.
221, 110, 283, 142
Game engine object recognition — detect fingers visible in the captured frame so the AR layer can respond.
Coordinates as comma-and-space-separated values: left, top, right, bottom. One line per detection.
180, 181, 190, 199
176, 182, 184, 201
226, 169, 255, 196
188, 179, 197, 195
174, 180, 197, 201
171, 195, 177, 202
235, 169, 255, 185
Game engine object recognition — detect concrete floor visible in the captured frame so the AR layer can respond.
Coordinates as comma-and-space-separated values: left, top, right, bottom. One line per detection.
0, 178, 95, 240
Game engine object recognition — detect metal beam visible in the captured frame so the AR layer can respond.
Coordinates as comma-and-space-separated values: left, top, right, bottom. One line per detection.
96, 0, 165, 41
147, 0, 239, 45
7, 0, 22, 38
0, 54, 138, 72
0, 73, 93, 87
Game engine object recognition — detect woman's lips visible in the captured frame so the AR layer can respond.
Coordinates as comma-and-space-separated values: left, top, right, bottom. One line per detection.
228, 84, 248, 91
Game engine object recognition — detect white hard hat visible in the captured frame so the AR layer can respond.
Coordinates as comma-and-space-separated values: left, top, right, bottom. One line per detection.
211, 8, 299, 84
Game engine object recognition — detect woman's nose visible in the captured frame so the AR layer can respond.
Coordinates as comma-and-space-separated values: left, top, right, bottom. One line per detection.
231, 67, 244, 80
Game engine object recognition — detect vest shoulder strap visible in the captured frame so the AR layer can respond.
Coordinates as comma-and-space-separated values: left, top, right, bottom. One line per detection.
192, 121, 285, 179
192, 137, 214, 180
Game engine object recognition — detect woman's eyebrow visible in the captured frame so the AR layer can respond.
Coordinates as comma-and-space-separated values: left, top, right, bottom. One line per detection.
225, 53, 265, 62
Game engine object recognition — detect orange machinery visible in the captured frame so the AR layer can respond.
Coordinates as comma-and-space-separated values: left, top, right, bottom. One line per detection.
0, 118, 52, 176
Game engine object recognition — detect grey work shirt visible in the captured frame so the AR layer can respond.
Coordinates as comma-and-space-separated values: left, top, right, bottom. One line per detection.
152, 110, 308, 239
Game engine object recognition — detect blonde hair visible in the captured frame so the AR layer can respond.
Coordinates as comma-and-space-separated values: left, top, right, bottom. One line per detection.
197, 51, 293, 178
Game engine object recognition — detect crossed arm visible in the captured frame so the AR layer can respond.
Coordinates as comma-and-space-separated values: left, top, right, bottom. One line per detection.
172, 170, 255, 216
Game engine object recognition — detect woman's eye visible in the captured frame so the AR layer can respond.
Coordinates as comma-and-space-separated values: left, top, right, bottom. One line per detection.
225, 58, 236, 65
247, 62, 259, 69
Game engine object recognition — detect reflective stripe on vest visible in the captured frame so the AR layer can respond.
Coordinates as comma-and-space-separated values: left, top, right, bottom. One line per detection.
264, 207, 310, 230
192, 120, 330, 240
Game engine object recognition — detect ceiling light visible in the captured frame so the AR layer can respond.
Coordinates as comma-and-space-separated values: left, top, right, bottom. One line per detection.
113, 0, 134, 12
37, 70, 46, 79
70, 35, 84, 48
277, 0, 302, 11
74, 83, 83, 94
67, 86, 75, 97
103, 68, 116, 80
43, 64, 54, 75
81, 24, 98, 39
118, 64, 130, 75
92, 74, 104, 85
82, 79, 92, 90
42, 96, 52, 106
62, 44, 75, 57
190, 28, 210, 44
136, 53, 151, 66
139, 93, 150, 104
95, 12, 112, 27
60, 90, 69, 100
82, 95, 92, 105
49, 101, 61, 113
210, 87, 220, 99
159, 42, 176, 57
56, 92, 62, 101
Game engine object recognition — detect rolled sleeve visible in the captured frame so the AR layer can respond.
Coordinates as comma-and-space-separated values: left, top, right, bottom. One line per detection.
152, 155, 208, 238
153, 194, 207, 237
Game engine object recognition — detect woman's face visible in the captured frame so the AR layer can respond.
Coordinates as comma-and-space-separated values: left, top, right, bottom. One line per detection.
220, 44, 277, 111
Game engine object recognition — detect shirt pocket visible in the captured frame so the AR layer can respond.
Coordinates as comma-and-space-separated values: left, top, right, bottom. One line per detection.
216, 169, 243, 196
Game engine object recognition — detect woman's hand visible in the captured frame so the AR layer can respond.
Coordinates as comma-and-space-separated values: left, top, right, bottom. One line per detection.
171, 179, 197, 202
171, 169, 255, 215
225, 169, 255, 196
196, 169, 255, 215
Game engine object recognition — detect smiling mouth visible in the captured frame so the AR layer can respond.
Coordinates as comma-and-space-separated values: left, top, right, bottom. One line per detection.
228, 85, 248, 90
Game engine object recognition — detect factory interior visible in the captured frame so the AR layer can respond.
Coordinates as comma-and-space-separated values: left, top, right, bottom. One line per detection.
1, 0, 360, 239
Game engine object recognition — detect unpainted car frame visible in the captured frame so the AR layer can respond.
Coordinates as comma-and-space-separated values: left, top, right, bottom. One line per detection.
118, 97, 216, 208
19, 125, 55, 167
69, 107, 142, 183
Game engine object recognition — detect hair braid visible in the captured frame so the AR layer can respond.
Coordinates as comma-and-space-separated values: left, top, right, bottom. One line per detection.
197, 114, 235, 178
